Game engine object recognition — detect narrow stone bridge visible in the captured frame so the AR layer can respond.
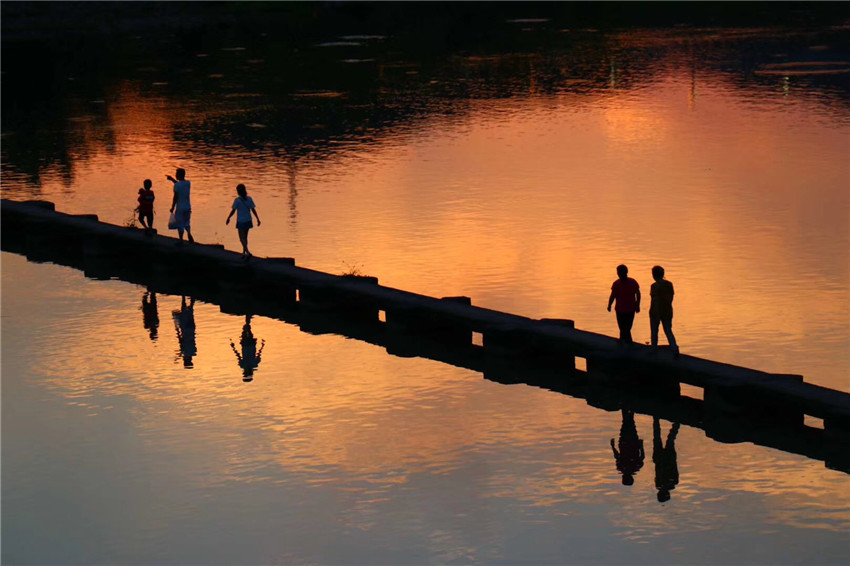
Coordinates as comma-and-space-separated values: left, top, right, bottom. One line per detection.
3, 198, 848, 473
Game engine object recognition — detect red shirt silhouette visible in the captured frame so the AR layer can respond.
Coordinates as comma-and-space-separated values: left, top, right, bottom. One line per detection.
138, 189, 155, 213
611, 277, 640, 313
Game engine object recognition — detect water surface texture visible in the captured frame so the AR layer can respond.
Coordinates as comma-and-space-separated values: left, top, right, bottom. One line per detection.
2, 5, 849, 565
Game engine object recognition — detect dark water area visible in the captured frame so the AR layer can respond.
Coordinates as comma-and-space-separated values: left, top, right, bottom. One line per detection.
3, 2, 849, 185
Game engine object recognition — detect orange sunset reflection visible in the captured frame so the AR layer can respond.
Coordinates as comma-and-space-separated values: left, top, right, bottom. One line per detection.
4, 11, 850, 565
3, 249, 847, 533
3, 42, 847, 398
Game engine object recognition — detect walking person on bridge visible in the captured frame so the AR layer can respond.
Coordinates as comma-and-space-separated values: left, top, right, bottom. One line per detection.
607, 264, 641, 344
167, 168, 194, 243
649, 265, 679, 357
225, 183, 261, 259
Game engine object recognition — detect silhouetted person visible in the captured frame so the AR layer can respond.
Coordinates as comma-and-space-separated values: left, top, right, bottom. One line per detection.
230, 314, 265, 382
653, 417, 680, 502
141, 289, 159, 341
225, 183, 261, 259
167, 168, 193, 243
611, 408, 644, 485
649, 265, 679, 357
137, 179, 155, 233
173, 296, 197, 368
607, 264, 641, 344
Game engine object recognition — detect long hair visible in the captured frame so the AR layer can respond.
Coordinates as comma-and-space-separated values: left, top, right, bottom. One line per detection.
236, 183, 247, 199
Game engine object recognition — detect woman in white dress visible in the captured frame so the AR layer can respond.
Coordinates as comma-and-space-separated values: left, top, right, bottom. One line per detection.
166, 168, 194, 243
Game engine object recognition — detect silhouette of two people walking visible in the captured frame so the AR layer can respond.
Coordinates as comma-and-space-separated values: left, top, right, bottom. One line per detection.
611, 409, 680, 501
607, 264, 679, 355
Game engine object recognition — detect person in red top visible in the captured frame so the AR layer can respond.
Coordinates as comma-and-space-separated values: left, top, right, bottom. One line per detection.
136, 179, 155, 233
607, 264, 641, 344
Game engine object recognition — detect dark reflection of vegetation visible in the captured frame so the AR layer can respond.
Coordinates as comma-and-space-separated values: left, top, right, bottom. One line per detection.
2, 2, 848, 188
1, 38, 119, 187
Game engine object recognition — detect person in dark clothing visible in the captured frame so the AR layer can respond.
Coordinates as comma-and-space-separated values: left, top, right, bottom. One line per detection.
653, 417, 680, 502
137, 179, 155, 232
611, 408, 645, 485
649, 265, 679, 357
607, 264, 641, 344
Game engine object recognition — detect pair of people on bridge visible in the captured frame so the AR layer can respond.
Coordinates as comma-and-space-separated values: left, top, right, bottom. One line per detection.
607, 264, 678, 356
134, 168, 261, 258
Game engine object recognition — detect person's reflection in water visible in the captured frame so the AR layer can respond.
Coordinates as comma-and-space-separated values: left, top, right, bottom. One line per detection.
610, 408, 645, 485
141, 289, 159, 341
231, 314, 265, 382
653, 417, 680, 502
172, 296, 197, 368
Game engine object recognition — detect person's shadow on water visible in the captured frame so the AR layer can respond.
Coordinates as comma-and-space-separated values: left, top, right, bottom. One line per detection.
653, 417, 680, 502
141, 289, 159, 341
231, 314, 265, 382
611, 408, 645, 486
172, 296, 197, 368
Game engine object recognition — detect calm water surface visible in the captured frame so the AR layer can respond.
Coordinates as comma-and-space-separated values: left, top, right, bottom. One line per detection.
2, 11, 849, 565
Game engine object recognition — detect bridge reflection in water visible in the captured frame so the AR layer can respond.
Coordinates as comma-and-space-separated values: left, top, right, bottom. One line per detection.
3, 209, 847, 476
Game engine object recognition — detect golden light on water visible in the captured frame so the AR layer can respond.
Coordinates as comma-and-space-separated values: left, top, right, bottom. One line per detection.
10, 60, 848, 391
3, 11, 849, 564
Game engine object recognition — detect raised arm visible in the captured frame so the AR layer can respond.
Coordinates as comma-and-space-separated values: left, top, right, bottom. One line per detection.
230, 340, 243, 364
166, 175, 177, 211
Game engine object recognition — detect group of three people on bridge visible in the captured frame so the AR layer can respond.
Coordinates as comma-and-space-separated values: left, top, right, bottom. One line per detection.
135, 168, 261, 259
